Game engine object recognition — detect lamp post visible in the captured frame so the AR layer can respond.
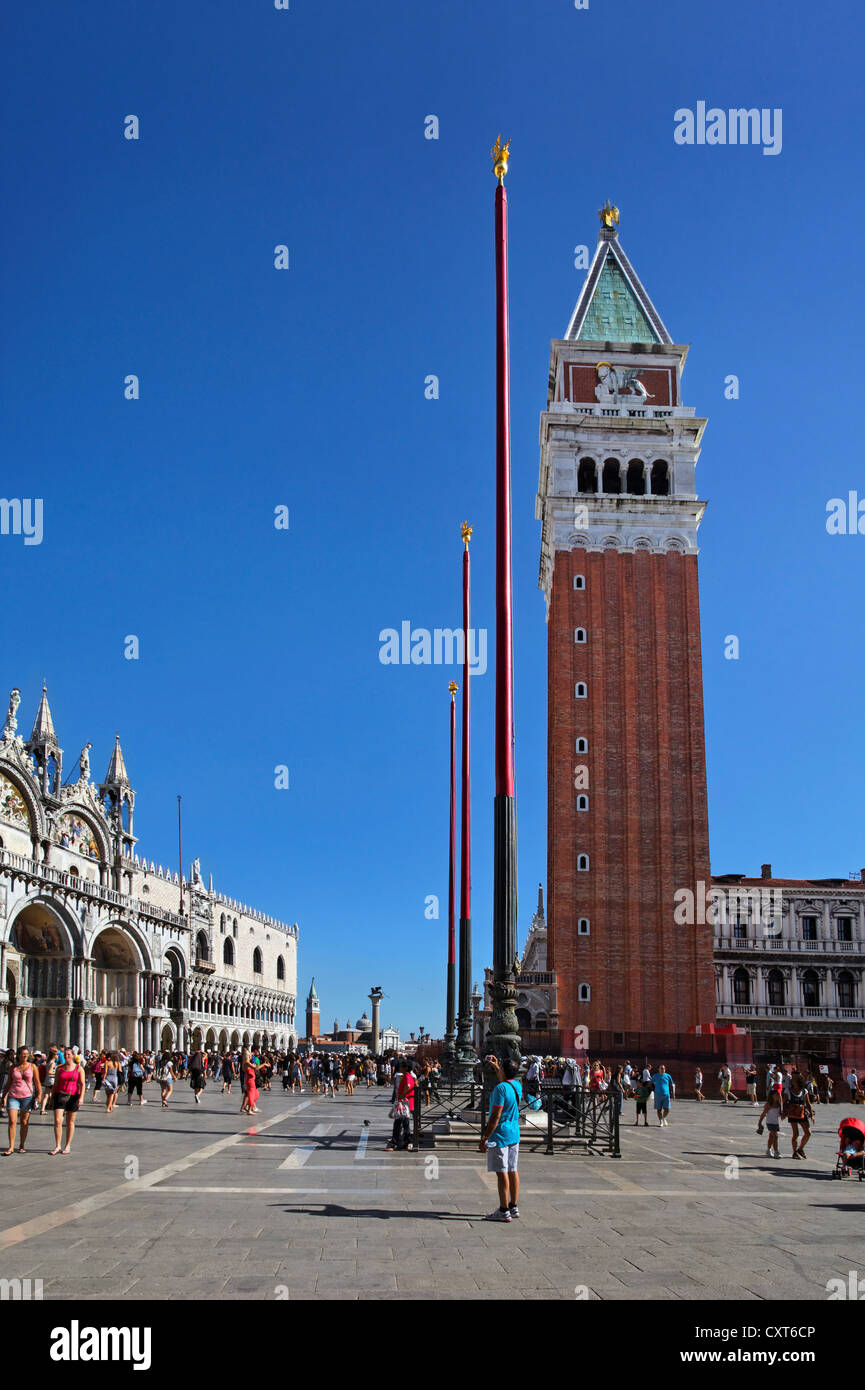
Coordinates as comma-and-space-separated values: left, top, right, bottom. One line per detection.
442, 682, 458, 1066
485, 136, 521, 1066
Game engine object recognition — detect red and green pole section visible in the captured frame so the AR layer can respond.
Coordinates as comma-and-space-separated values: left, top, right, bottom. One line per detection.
443, 679, 458, 1061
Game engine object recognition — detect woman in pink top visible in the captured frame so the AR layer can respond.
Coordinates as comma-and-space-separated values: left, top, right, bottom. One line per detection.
1, 1047, 42, 1155
51, 1052, 85, 1154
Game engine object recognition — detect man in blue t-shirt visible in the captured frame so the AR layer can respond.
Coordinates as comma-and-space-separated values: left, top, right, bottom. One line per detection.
651, 1064, 675, 1127
479, 1057, 522, 1222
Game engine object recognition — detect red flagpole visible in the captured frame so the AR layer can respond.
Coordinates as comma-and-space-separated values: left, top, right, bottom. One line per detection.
488, 135, 519, 1062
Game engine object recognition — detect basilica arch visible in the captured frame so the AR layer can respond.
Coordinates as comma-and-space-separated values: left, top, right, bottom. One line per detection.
90, 923, 150, 1053
3, 897, 83, 1050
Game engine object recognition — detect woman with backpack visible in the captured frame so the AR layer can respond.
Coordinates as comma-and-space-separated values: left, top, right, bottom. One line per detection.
126, 1052, 147, 1105
785, 1070, 814, 1159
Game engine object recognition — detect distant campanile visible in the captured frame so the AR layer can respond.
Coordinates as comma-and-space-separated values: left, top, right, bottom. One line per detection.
536, 205, 715, 1048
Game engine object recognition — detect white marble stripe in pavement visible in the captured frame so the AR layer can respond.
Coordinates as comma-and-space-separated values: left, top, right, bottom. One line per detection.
0, 1103, 305, 1253
139, 1186, 392, 1195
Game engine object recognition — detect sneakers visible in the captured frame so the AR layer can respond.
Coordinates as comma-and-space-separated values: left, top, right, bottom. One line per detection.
509, 1205, 520, 1219
486, 1208, 512, 1222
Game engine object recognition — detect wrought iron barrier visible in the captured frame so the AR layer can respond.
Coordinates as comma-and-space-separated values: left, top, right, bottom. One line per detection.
412, 1073, 484, 1149
537, 1080, 621, 1156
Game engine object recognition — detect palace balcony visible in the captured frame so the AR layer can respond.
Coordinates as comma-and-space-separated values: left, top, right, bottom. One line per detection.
717, 1003, 865, 1022
714, 935, 859, 954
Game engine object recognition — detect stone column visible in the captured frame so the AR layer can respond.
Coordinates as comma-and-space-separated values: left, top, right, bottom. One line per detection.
369, 988, 382, 1055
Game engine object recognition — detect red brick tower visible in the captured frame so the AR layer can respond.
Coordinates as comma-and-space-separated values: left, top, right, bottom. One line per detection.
305, 978, 320, 1042
536, 206, 715, 1051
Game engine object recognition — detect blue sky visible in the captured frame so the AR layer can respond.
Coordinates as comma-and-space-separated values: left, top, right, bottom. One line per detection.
2, 0, 862, 1037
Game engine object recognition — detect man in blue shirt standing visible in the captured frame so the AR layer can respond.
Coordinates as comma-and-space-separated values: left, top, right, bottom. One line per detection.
651, 1064, 675, 1127
479, 1057, 522, 1222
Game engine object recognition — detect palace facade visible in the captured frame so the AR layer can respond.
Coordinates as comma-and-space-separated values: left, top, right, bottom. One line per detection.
0, 685, 299, 1054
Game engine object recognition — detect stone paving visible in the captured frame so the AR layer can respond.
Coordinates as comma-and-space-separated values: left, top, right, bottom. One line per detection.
0, 1081, 862, 1300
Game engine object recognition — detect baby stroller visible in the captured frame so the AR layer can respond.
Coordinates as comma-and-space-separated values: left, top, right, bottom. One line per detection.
832, 1117, 865, 1179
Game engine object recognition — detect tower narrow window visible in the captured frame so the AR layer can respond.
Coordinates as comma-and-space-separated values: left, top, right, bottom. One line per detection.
573, 574, 586, 590
575, 682, 587, 699
626, 459, 646, 495
577, 794, 589, 811
575, 737, 588, 753
650, 459, 669, 496
577, 458, 597, 494
577, 853, 589, 871
577, 917, 590, 935
602, 458, 621, 494
574, 627, 587, 644
578, 983, 591, 1002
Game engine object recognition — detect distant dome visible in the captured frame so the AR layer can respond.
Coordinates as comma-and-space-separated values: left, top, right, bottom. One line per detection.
356, 1013, 372, 1030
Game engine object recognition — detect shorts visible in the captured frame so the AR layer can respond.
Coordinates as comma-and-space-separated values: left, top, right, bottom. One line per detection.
52, 1092, 80, 1113
7, 1095, 35, 1113
767, 1123, 779, 1132
487, 1143, 519, 1174
636, 1101, 647, 1114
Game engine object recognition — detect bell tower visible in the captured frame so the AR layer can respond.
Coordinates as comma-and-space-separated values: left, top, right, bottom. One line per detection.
537, 203, 715, 1049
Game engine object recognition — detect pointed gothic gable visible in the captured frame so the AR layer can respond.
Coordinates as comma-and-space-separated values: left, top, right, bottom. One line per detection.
566, 235, 672, 346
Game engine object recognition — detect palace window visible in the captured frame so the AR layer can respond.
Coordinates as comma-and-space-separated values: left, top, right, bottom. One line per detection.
577, 917, 590, 935
232, 920, 238, 939
768, 969, 785, 1007
733, 967, 750, 1005
223, 938, 234, 966
575, 682, 587, 699
733, 917, 747, 940
836, 917, 853, 942
573, 574, 586, 590
576, 737, 588, 753
253, 947, 263, 974
220, 914, 226, 934
577, 853, 589, 871
801, 917, 818, 941
802, 969, 820, 1008
574, 627, 587, 644
577, 795, 589, 812
838, 971, 856, 1008
277, 956, 285, 982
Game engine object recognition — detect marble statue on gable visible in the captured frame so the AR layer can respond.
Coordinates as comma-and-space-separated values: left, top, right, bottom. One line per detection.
3, 689, 20, 739
78, 743, 92, 783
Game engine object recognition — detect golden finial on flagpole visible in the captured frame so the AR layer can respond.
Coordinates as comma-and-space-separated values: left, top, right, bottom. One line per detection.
448, 681, 459, 699
461, 521, 473, 548
491, 135, 511, 183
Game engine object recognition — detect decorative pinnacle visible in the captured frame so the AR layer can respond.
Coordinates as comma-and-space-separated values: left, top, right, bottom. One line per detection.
491, 134, 511, 183
598, 199, 619, 229
461, 520, 473, 547
448, 681, 459, 699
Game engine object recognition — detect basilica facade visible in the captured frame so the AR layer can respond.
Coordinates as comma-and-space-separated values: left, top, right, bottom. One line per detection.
0, 685, 299, 1055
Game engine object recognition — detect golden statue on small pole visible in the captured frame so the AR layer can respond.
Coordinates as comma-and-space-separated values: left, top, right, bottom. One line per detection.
598, 199, 619, 228
491, 135, 511, 183
461, 520, 473, 548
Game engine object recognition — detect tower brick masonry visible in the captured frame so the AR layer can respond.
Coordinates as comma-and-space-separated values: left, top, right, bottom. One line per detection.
537, 215, 715, 1049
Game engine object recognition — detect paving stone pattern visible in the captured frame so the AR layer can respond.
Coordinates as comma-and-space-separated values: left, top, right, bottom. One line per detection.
0, 1084, 861, 1300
